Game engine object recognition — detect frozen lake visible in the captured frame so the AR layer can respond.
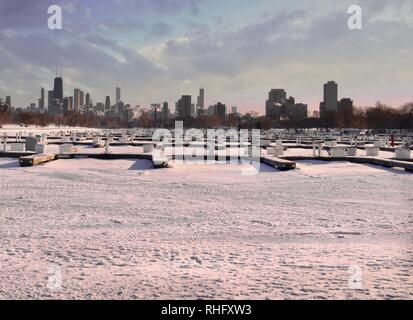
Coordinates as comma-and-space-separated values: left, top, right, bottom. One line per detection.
0, 158, 412, 299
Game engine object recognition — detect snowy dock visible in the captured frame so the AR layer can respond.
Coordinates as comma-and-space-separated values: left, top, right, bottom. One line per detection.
260, 156, 296, 171
56, 152, 167, 168
19, 153, 58, 167
283, 156, 413, 172
57, 153, 153, 161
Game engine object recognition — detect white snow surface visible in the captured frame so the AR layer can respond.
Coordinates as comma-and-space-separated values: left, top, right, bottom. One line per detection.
0, 157, 412, 299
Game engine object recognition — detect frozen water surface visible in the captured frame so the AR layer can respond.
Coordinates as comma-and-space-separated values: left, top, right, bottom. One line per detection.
0, 157, 412, 299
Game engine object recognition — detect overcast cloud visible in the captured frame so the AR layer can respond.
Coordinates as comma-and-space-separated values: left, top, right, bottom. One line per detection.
0, 0, 412, 113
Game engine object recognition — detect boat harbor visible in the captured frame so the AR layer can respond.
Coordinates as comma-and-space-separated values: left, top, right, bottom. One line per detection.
0, 128, 412, 172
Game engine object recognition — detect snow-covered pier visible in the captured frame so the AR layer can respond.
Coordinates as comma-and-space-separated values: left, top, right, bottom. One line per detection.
260, 156, 296, 171
19, 153, 58, 167
282, 155, 413, 172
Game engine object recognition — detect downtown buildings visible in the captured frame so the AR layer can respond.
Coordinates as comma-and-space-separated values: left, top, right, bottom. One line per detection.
44, 75, 133, 120
264, 81, 354, 126
2, 71, 360, 129
0, 96, 11, 112
319, 81, 354, 126
265, 88, 308, 121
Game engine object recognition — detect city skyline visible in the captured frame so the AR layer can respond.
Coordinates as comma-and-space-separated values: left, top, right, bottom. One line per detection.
0, 73, 352, 120
0, 0, 412, 112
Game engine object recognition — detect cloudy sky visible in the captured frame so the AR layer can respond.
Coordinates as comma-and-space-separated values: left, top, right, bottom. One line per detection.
0, 0, 412, 113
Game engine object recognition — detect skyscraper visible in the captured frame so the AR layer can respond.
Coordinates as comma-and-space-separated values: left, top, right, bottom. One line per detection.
162, 101, 169, 121
320, 81, 338, 118
117, 101, 125, 116
74, 88, 80, 110
53, 77, 63, 101
85, 93, 90, 108
39, 88, 45, 111
338, 98, 354, 126
63, 97, 73, 116
213, 102, 227, 118
68, 96, 73, 111
196, 87, 205, 116
176, 95, 192, 119
80, 90, 84, 107
116, 87, 121, 104
151, 103, 161, 120
268, 89, 287, 104
5, 96, 11, 108
265, 89, 286, 119
105, 96, 111, 111
48, 90, 54, 109
197, 87, 204, 108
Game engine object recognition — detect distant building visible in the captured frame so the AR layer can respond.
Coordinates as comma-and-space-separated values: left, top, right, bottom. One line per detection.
213, 102, 227, 118
162, 101, 169, 121
47, 76, 64, 116
191, 103, 196, 117
338, 98, 353, 114
48, 99, 63, 116
63, 97, 73, 116
80, 90, 84, 107
266, 89, 286, 118
197, 87, 205, 108
116, 87, 121, 104
266, 89, 307, 121
176, 95, 192, 119
39, 88, 45, 111
290, 103, 308, 120
74, 88, 81, 110
117, 101, 125, 115
96, 102, 105, 113
320, 81, 338, 118
231, 106, 238, 114
151, 103, 161, 120
53, 77, 63, 101
105, 96, 111, 112
196, 87, 205, 116
124, 104, 133, 122
85, 93, 90, 109
68, 96, 73, 111
48, 90, 54, 109
280, 97, 307, 120
5, 96, 11, 108
0, 99, 8, 112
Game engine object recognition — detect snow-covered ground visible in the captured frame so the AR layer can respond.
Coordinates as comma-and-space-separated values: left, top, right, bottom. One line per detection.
0, 157, 412, 299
